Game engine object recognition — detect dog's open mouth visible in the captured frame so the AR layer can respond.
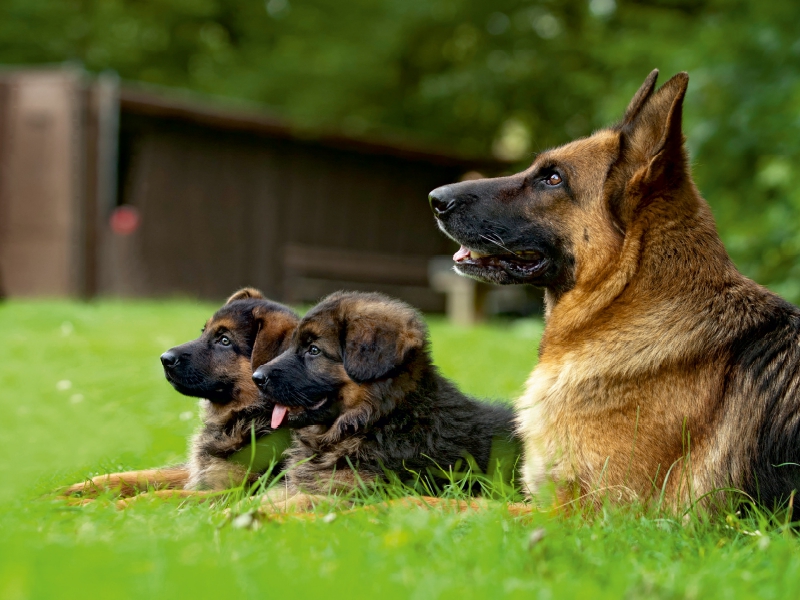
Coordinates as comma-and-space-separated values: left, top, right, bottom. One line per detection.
453, 245, 548, 282
271, 398, 327, 428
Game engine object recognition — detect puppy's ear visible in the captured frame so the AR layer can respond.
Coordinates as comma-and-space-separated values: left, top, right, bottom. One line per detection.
226, 287, 264, 304
251, 308, 298, 369
342, 306, 427, 383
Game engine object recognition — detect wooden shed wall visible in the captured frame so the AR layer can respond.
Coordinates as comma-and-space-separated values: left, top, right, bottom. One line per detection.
0, 69, 498, 310
105, 112, 468, 309
0, 70, 84, 297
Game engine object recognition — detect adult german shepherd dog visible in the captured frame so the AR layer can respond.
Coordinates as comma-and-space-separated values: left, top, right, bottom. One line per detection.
62, 288, 298, 500
251, 291, 519, 499
430, 70, 800, 511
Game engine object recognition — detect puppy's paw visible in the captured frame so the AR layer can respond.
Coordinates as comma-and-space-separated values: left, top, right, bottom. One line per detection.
54, 495, 97, 507
256, 490, 331, 514
60, 473, 137, 498
114, 489, 216, 510
59, 468, 189, 499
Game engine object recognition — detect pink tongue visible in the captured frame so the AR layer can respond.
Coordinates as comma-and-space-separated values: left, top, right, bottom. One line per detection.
453, 246, 470, 262
271, 405, 288, 429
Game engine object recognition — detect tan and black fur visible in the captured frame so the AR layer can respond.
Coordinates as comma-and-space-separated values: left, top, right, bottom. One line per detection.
430, 70, 800, 511
251, 291, 519, 498
62, 288, 298, 499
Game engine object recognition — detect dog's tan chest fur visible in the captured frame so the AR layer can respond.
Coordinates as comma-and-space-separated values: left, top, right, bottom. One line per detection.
517, 320, 737, 507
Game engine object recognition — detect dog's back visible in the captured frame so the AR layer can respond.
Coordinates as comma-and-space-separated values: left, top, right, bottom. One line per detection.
386, 371, 518, 482
723, 294, 800, 508
286, 363, 521, 494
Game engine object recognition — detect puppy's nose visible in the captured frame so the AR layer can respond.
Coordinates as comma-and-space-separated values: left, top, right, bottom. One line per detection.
160, 351, 179, 369
252, 368, 269, 389
429, 185, 458, 216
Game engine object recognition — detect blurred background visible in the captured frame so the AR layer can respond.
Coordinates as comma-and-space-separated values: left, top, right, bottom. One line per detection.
1, 0, 800, 318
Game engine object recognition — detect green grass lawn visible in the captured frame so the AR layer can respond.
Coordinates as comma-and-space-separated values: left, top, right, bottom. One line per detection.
0, 299, 798, 599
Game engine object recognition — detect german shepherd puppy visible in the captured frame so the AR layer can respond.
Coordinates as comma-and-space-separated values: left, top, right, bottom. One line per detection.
251, 291, 519, 498
430, 70, 800, 511
62, 288, 298, 498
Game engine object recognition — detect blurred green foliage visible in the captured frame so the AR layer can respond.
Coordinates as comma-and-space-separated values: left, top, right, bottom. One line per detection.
2, 0, 800, 298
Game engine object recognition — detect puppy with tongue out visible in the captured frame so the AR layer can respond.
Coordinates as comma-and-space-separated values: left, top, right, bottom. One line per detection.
251, 291, 519, 501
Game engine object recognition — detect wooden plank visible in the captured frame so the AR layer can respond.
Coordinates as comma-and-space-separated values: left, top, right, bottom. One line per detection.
284, 275, 445, 313
0, 77, 8, 297
0, 70, 84, 296
283, 244, 430, 287
83, 73, 120, 298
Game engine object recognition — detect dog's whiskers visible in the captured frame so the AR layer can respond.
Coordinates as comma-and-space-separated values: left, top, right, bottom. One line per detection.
291, 389, 313, 405
481, 233, 519, 256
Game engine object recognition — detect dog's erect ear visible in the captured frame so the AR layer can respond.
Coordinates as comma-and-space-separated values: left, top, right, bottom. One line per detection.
251, 308, 298, 369
226, 287, 264, 304
620, 72, 688, 168
342, 307, 427, 383
622, 69, 659, 126
623, 71, 688, 159
614, 72, 689, 221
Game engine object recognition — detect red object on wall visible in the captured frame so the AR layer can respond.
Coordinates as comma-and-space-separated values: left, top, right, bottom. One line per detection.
109, 205, 140, 236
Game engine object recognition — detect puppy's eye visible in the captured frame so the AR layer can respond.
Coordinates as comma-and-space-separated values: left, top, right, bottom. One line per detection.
545, 172, 562, 186
219, 336, 231, 347
308, 345, 321, 356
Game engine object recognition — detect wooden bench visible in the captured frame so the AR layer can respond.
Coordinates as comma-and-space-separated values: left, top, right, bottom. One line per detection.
282, 244, 445, 312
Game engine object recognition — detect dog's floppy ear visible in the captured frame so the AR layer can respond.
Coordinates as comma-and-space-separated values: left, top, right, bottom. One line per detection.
342, 306, 427, 383
251, 307, 298, 369
226, 287, 264, 304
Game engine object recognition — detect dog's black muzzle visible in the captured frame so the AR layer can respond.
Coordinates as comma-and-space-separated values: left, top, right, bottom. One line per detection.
161, 341, 233, 403
428, 176, 575, 289
429, 185, 460, 218
161, 341, 194, 385
253, 354, 341, 428
428, 179, 490, 221
160, 350, 182, 369
252, 354, 316, 408
428, 176, 524, 246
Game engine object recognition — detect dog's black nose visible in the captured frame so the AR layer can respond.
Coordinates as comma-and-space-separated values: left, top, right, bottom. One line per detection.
252, 369, 268, 389
429, 185, 457, 216
160, 351, 179, 369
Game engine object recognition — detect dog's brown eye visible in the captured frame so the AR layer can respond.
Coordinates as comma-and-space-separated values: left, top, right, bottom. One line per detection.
308, 345, 321, 356
219, 336, 231, 346
545, 173, 562, 186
